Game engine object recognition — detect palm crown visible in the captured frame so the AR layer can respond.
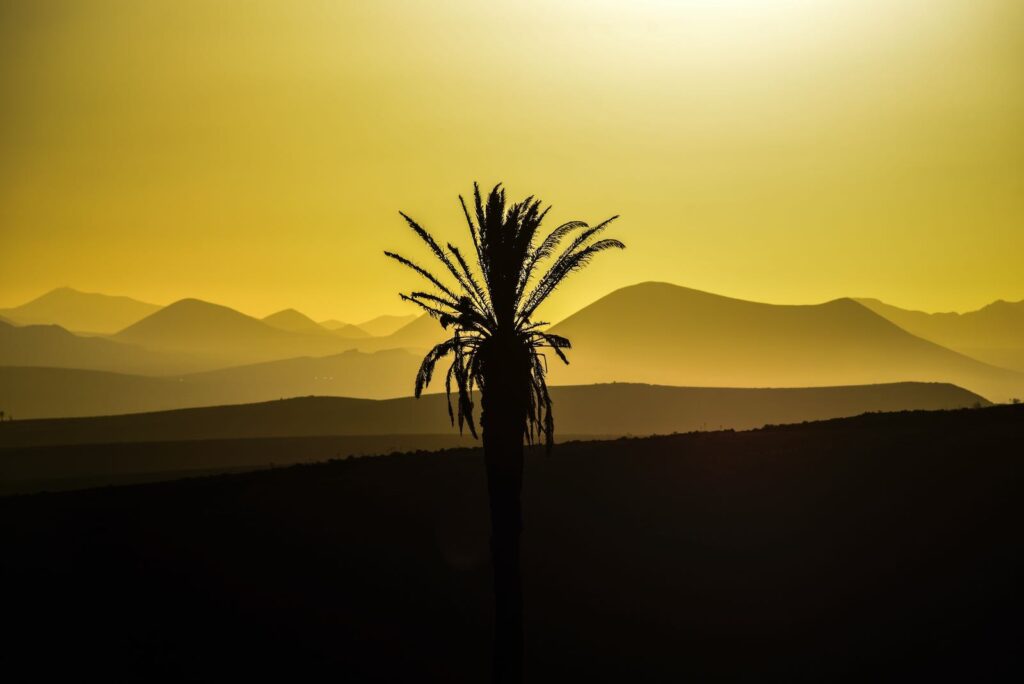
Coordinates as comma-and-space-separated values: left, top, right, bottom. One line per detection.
385, 183, 624, 448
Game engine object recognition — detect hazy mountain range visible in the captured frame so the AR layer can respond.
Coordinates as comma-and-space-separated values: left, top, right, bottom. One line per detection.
1, 284, 1022, 419
0, 287, 414, 339
0, 287, 161, 334
546, 283, 1024, 402
857, 297, 1024, 373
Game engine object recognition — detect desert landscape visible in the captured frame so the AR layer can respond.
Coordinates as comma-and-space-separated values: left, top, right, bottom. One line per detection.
2, 1, 1022, 681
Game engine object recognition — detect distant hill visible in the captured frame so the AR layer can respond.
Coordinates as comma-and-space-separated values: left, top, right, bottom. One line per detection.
318, 319, 372, 338
858, 297, 1024, 373
357, 314, 418, 337
0, 380, 987, 444
182, 348, 422, 402
0, 287, 159, 334
0, 321, 205, 375
0, 300, 441, 378
115, 299, 363, 366
262, 308, 328, 334
354, 314, 447, 352
0, 348, 423, 418
547, 283, 1024, 402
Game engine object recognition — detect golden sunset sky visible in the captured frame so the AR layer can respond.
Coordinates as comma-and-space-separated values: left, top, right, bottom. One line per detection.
1, 0, 1022, 322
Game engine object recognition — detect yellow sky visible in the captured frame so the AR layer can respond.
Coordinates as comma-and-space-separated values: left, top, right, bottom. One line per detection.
1, 0, 1022, 322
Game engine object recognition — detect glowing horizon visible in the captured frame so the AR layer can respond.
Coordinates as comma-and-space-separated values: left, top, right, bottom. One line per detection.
1, 0, 1021, 322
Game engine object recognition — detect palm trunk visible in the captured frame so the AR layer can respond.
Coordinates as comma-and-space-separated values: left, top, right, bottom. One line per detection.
481, 348, 528, 683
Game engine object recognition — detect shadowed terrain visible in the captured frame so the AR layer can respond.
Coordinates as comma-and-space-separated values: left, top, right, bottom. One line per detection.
0, 381, 987, 445
0, 382, 988, 494
2, 405, 1021, 680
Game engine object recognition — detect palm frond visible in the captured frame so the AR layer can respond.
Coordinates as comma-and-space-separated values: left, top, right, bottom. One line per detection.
415, 339, 457, 397
518, 235, 625, 324
448, 243, 494, 323
384, 251, 460, 302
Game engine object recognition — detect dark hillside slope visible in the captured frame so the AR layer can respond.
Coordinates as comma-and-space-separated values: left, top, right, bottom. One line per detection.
0, 381, 986, 447
2, 405, 1022, 680
1, 382, 987, 494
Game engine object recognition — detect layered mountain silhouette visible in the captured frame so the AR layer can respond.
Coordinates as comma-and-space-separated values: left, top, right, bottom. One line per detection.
355, 314, 418, 337
0, 304, 442, 378
264, 310, 372, 338
3, 283, 1022, 405
262, 308, 330, 334
0, 320, 203, 375
0, 381, 986, 443
0, 348, 423, 418
0, 287, 159, 334
547, 283, 1023, 402
352, 314, 447, 352
858, 298, 1024, 373
114, 299, 371, 367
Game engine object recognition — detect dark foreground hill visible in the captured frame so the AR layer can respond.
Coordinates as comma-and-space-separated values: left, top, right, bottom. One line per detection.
2, 405, 1022, 681
0, 382, 988, 494
0, 361, 989, 421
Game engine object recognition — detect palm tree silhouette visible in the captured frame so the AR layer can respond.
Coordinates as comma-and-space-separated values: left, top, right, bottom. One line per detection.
386, 182, 623, 682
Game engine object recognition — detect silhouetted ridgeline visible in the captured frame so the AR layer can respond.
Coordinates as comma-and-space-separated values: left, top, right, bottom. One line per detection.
3, 284, 1023, 403
0, 382, 985, 447
858, 297, 1024, 372
1, 405, 1021, 679
547, 282, 1024, 402
0, 286, 159, 334
0, 382, 989, 495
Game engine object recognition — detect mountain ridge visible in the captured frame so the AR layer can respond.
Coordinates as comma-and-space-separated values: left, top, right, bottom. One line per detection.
547, 282, 1023, 402
0, 379, 988, 443
0, 287, 160, 334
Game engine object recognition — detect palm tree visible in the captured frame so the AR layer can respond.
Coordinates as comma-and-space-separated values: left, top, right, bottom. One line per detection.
386, 182, 623, 682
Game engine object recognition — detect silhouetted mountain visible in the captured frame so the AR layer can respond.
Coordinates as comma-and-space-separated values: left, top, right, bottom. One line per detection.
858, 297, 1024, 373
262, 308, 327, 334
183, 348, 422, 401
0, 287, 159, 334
354, 314, 447, 352
3, 405, 1022, 679
0, 349, 420, 419
319, 319, 372, 338
547, 283, 1024, 402
0, 380, 986, 444
115, 298, 362, 366
357, 313, 418, 337
0, 321, 205, 375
